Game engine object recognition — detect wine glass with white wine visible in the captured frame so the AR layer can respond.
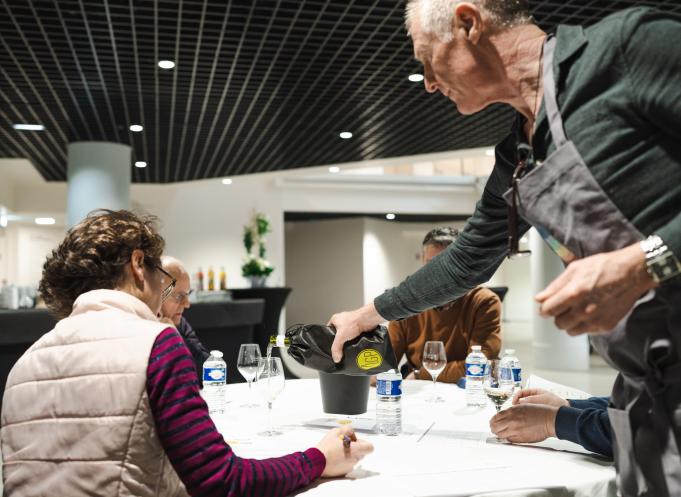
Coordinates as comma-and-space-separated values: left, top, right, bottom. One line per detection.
257, 357, 286, 436
237, 343, 261, 408
483, 359, 514, 414
423, 341, 447, 403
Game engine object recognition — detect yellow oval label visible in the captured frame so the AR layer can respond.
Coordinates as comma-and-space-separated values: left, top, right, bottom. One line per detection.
356, 348, 383, 370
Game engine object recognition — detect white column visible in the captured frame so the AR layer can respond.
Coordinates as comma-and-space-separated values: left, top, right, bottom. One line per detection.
530, 228, 589, 370
67, 142, 131, 228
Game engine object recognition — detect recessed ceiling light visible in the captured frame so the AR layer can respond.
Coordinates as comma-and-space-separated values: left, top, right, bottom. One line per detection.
386, 213, 396, 220
485, 148, 495, 156
13, 123, 45, 131
339, 131, 353, 139
134, 161, 147, 168
158, 60, 176, 69
35, 217, 56, 225
221, 178, 233, 185
328, 166, 340, 173
129, 124, 143, 132
408, 73, 424, 82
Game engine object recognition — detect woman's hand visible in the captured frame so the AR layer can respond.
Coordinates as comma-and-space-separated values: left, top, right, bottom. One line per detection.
328, 303, 384, 363
316, 426, 374, 478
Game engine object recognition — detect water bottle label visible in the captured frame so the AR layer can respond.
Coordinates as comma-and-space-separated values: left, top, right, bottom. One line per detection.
203, 367, 226, 382
465, 363, 485, 377
512, 367, 522, 383
377, 378, 402, 396
500, 366, 513, 382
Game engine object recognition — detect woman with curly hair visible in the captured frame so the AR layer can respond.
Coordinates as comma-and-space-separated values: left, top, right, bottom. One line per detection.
1, 210, 372, 497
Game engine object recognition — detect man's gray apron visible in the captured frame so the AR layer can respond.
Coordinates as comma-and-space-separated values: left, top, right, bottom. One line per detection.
504, 36, 681, 497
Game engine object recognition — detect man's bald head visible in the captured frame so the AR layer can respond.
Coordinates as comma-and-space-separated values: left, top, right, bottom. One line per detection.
161, 256, 189, 280
160, 255, 192, 325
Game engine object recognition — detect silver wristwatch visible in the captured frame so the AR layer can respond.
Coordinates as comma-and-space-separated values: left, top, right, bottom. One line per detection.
639, 235, 681, 283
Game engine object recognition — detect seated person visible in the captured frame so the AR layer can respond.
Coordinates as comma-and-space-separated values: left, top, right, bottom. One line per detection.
388, 227, 502, 383
160, 255, 210, 375
489, 388, 612, 458
1, 209, 372, 496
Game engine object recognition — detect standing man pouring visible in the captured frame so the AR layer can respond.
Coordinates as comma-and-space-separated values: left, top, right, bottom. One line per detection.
328, 2, 681, 496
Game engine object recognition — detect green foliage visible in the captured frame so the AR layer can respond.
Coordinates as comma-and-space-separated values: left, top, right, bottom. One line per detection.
241, 211, 274, 278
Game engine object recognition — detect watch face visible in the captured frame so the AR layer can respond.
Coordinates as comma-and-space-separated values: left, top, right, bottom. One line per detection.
651, 253, 681, 282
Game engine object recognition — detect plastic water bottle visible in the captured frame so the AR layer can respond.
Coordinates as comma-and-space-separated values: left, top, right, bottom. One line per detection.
500, 349, 522, 390
465, 345, 487, 406
203, 350, 227, 414
376, 369, 402, 435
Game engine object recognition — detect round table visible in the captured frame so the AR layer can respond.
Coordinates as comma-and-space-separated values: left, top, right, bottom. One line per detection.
213, 378, 616, 497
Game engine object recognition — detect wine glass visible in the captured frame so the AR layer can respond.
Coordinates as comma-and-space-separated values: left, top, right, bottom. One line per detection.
237, 344, 261, 408
423, 341, 447, 403
483, 359, 514, 414
257, 357, 286, 436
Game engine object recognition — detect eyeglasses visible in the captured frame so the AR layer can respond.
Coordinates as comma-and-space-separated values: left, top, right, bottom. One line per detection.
169, 289, 193, 304
507, 143, 533, 259
154, 265, 177, 303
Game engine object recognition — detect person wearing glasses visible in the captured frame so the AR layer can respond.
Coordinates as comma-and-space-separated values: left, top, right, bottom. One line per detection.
327, 2, 681, 495
385, 227, 502, 384
1, 210, 373, 497
159, 255, 210, 377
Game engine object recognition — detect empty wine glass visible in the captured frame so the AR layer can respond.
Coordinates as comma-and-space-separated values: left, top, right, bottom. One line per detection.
483, 359, 514, 414
257, 357, 286, 436
423, 341, 447, 403
237, 343, 261, 408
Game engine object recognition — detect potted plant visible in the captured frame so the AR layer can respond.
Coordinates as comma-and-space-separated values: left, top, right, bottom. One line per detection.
241, 211, 274, 288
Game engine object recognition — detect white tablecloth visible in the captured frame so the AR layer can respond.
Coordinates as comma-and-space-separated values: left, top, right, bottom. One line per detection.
213, 379, 616, 497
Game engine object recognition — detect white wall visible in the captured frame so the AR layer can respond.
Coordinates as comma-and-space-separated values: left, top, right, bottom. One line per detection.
285, 218, 365, 326
3, 224, 66, 286
129, 170, 481, 291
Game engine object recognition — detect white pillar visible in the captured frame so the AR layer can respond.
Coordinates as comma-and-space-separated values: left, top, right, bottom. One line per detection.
530, 228, 589, 370
67, 142, 131, 228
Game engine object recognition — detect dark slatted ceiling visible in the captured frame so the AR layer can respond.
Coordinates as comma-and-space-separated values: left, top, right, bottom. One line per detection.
1, 0, 680, 183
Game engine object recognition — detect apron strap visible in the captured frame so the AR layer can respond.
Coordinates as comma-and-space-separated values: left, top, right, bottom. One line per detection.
542, 36, 568, 148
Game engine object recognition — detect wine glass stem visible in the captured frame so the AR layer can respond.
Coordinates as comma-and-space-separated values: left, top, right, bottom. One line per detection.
432, 375, 438, 401
267, 402, 273, 434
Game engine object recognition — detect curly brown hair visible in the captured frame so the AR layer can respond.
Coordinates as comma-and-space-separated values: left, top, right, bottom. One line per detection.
39, 209, 165, 319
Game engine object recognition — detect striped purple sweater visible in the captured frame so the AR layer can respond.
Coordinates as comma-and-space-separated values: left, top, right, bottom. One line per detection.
146, 327, 326, 496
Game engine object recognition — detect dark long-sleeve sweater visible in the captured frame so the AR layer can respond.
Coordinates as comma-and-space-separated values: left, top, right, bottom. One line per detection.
176, 316, 211, 376
555, 397, 612, 458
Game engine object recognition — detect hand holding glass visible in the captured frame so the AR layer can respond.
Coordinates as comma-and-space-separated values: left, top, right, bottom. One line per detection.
423, 341, 446, 403
237, 344, 261, 408
257, 357, 286, 436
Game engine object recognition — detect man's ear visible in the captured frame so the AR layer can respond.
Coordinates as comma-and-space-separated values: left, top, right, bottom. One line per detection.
454, 3, 484, 44
130, 249, 146, 284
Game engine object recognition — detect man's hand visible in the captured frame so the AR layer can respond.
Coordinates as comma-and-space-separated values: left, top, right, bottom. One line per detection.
536, 243, 656, 336
490, 404, 558, 443
512, 388, 568, 408
328, 303, 384, 363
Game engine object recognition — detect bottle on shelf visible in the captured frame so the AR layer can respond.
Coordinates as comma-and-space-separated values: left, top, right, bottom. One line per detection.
219, 266, 227, 290
207, 266, 215, 291
196, 267, 204, 292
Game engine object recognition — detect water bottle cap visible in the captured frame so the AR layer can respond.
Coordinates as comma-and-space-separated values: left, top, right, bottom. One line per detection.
210, 350, 223, 358
471, 345, 482, 351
